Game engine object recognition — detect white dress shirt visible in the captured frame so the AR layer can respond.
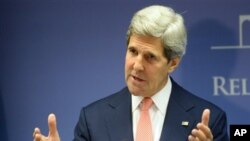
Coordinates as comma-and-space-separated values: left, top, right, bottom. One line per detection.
132, 77, 172, 141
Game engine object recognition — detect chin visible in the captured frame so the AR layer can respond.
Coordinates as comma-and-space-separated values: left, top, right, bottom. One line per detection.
128, 87, 141, 96
131, 92, 141, 96
127, 82, 148, 96
128, 87, 146, 97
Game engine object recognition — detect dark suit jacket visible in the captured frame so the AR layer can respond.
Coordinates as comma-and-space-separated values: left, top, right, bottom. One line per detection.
73, 79, 229, 141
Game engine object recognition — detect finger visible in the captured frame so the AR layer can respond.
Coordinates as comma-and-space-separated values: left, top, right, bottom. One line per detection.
34, 134, 42, 141
48, 113, 58, 136
188, 135, 196, 141
33, 128, 42, 141
34, 133, 48, 141
197, 123, 213, 139
33, 128, 41, 138
191, 128, 207, 141
201, 109, 210, 126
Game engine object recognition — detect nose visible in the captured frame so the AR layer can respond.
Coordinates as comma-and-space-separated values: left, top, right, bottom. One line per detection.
133, 56, 144, 71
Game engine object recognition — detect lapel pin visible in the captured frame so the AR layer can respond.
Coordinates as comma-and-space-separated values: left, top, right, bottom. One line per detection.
182, 121, 189, 126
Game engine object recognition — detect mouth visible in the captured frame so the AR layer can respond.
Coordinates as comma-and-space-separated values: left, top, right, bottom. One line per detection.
132, 75, 144, 82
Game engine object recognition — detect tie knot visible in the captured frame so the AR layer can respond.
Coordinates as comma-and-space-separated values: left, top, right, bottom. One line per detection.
141, 97, 153, 111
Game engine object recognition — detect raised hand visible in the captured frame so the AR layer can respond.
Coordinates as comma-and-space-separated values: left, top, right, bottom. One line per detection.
188, 109, 213, 141
33, 113, 60, 141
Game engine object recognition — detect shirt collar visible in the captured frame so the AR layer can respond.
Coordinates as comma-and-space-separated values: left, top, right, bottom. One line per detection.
132, 77, 172, 114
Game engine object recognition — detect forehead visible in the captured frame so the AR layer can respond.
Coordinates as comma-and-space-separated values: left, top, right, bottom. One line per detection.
128, 34, 164, 53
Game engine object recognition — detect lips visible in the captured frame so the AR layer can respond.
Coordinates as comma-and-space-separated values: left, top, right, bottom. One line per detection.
132, 75, 144, 82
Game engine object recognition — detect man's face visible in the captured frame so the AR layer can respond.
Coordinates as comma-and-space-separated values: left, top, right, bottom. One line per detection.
125, 34, 180, 97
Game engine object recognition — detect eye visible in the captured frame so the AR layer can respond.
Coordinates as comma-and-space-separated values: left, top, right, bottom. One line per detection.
128, 47, 138, 55
149, 54, 156, 59
146, 53, 157, 61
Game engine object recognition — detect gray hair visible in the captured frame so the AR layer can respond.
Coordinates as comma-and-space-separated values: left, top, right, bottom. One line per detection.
126, 5, 187, 59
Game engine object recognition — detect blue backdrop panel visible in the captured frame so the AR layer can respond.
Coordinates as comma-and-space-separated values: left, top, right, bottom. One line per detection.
0, 0, 250, 141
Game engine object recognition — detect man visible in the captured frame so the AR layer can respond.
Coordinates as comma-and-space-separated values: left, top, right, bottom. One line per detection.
33, 5, 229, 141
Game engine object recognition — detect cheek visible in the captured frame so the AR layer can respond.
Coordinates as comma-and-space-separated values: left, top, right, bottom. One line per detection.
124, 58, 131, 75
125, 57, 133, 69
153, 68, 168, 80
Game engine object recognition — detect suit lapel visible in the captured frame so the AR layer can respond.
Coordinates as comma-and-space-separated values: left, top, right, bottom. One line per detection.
160, 80, 197, 141
105, 88, 134, 141
103, 80, 198, 141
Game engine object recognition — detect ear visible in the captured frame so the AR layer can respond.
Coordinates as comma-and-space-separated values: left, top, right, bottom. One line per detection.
167, 57, 181, 73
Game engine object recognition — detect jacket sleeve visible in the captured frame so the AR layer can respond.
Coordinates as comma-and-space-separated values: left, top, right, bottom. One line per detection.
73, 108, 91, 141
212, 111, 229, 141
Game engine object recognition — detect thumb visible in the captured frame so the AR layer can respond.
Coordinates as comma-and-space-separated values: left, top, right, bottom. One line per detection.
201, 109, 210, 126
48, 113, 59, 136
